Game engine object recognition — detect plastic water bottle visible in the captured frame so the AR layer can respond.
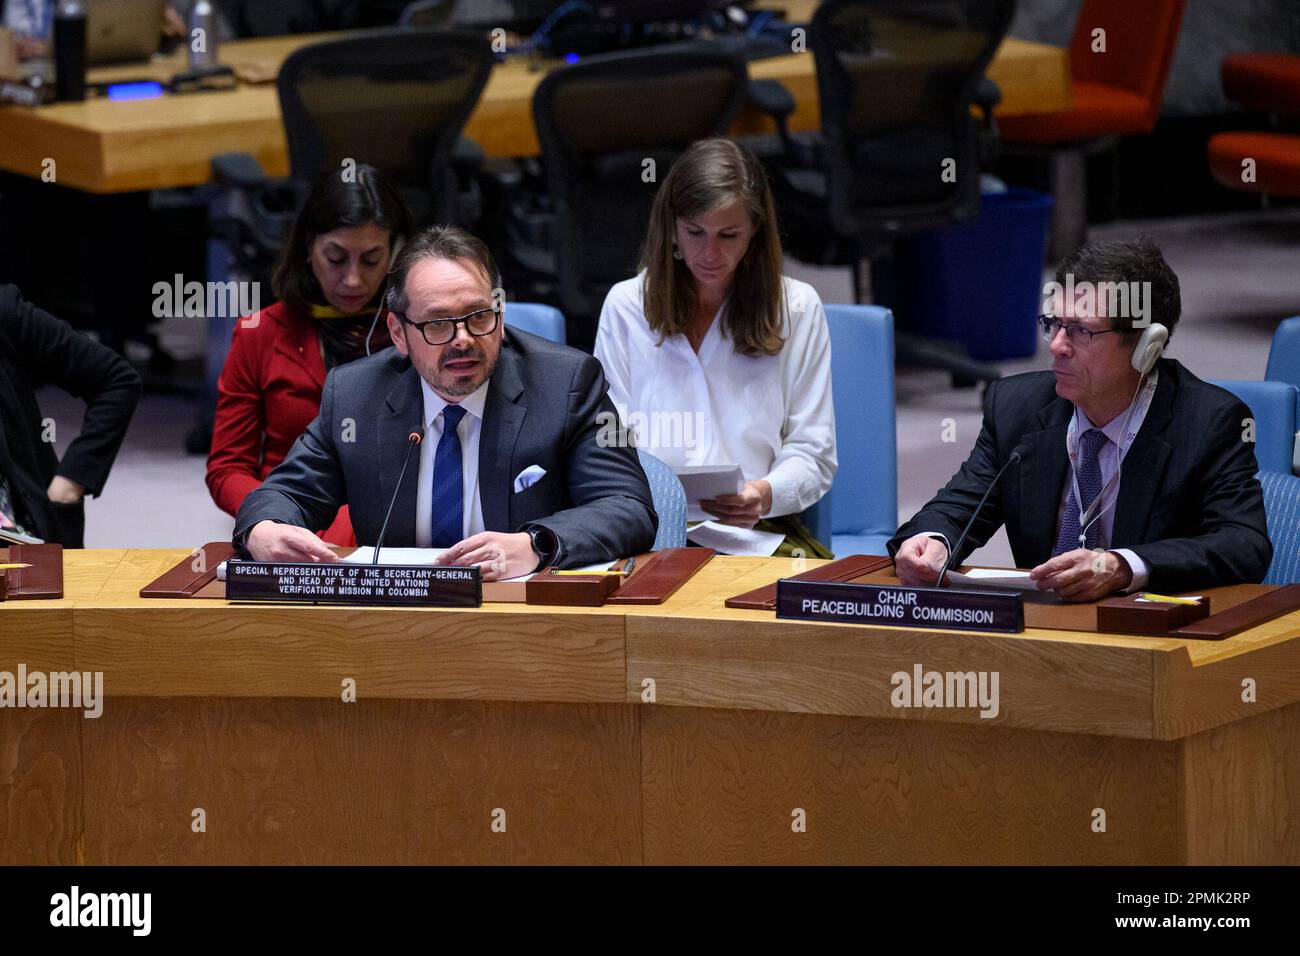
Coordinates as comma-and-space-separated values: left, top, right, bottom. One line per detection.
188, 0, 220, 71
53, 0, 87, 102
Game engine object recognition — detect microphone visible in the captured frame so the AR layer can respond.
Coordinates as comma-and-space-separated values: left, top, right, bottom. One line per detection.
372, 426, 424, 565
934, 447, 1027, 588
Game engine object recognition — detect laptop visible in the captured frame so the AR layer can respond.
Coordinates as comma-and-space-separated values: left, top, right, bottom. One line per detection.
86, 0, 168, 65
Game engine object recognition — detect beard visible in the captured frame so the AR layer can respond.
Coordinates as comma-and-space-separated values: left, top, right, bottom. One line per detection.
428, 343, 496, 397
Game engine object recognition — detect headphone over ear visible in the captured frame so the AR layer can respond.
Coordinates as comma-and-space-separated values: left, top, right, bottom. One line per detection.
1131, 323, 1168, 375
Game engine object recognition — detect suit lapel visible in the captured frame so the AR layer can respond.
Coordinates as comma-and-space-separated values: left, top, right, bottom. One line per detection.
1018, 396, 1073, 563
1112, 365, 1175, 548
376, 362, 423, 547
479, 344, 526, 533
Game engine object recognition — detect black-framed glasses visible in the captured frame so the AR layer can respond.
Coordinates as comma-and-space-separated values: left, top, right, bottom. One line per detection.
397, 305, 501, 346
1039, 314, 1120, 346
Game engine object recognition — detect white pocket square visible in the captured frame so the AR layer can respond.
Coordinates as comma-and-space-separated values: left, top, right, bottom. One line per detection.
513, 464, 547, 493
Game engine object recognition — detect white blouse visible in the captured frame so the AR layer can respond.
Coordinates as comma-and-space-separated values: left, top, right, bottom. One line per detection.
594, 272, 836, 519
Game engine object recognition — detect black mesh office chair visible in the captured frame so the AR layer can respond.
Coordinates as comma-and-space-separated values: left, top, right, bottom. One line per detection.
195, 29, 493, 453
276, 28, 493, 224
505, 49, 748, 349
758, 0, 1015, 385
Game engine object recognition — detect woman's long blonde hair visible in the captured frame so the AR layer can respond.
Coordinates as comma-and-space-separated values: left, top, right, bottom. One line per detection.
640, 139, 785, 357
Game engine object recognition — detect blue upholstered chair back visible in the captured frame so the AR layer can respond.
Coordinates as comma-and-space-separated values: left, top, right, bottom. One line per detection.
1261, 470, 1300, 584
505, 302, 566, 344
1265, 315, 1300, 472
1209, 379, 1299, 475
807, 305, 898, 557
637, 449, 687, 550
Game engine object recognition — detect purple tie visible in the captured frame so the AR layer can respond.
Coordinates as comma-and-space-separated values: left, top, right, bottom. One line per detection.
1053, 428, 1107, 556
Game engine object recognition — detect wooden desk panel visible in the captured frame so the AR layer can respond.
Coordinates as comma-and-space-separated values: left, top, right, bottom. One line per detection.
1, 549, 1296, 865
640, 705, 1185, 865
81, 697, 640, 865
0, 34, 1069, 192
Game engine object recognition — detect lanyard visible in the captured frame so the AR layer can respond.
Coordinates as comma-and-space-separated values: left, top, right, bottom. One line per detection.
1066, 368, 1158, 547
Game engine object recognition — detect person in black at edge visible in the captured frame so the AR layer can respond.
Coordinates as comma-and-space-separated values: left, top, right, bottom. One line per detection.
0, 286, 141, 547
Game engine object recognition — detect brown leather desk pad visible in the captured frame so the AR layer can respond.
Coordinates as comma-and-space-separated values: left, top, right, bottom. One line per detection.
0, 543, 64, 600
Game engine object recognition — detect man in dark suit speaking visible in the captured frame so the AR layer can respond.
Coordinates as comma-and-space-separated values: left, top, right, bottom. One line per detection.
235, 226, 657, 579
891, 238, 1271, 600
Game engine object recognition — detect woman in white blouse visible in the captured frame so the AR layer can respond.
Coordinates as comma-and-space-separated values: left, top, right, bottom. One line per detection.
594, 138, 836, 556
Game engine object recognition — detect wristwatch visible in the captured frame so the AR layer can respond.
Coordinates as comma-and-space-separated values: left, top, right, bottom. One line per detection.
526, 525, 560, 571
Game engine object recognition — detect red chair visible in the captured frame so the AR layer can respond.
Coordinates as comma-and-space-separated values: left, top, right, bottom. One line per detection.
999, 0, 1188, 255
1208, 54, 1300, 201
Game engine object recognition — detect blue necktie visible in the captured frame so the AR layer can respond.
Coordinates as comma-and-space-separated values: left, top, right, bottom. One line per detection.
1053, 428, 1108, 557
430, 404, 467, 548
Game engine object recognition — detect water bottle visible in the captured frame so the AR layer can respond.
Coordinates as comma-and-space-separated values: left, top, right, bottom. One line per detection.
53, 0, 87, 102
188, 0, 220, 71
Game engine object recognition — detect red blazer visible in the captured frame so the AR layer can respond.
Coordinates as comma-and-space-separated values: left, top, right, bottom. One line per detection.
206, 301, 355, 545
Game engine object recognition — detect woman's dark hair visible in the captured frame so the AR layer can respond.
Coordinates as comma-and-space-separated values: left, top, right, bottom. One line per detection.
273, 164, 412, 315
641, 138, 785, 357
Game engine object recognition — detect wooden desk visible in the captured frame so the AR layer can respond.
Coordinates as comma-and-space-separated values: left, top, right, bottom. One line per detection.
0, 32, 1069, 193
6, 549, 1292, 865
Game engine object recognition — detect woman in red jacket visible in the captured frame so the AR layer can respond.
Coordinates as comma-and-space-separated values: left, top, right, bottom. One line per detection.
206, 165, 412, 544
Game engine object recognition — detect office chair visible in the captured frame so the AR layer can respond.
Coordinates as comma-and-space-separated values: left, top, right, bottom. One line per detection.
1000, 0, 1188, 256
637, 450, 689, 550
1261, 470, 1300, 585
1265, 316, 1300, 472
505, 302, 566, 344
504, 48, 748, 350
1209, 380, 1299, 477
192, 29, 495, 454
755, 0, 1015, 386
1210, 55, 1300, 203
210, 28, 492, 281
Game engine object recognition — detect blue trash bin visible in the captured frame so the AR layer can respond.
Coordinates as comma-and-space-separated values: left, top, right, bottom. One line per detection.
890, 187, 1054, 362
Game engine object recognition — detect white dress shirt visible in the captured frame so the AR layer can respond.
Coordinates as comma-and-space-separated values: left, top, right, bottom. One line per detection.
594, 272, 837, 518
415, 378, 488, 547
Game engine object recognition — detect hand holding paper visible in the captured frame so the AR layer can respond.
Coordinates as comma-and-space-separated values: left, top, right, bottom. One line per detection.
674, 464, 744, 522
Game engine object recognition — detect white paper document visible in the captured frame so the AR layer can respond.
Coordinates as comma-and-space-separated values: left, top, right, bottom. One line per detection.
942, 568, 1046, 592
686, 521, 786, 557
342, 547, 447, 565
674, 464, 745, 522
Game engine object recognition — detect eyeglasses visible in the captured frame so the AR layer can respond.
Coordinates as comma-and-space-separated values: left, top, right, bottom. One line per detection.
1039, 314, 1120, 346
397, 305, 500, 347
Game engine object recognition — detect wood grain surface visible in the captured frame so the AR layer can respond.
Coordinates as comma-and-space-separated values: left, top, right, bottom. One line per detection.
81, 697, 640, 864
640, 705, 1181, 865
2, 549, 1297, 864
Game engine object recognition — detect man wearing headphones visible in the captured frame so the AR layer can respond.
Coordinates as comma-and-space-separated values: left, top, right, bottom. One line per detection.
891, 237, 1272, 599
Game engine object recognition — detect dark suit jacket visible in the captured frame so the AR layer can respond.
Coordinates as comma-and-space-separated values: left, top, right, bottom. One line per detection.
889, 358, 1272, 592
234, 328, 658, 566
0, 285, 142, 547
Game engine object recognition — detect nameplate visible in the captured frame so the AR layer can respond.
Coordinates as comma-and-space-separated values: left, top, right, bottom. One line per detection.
776, 580, 1023, 633
225, 561, 481, 607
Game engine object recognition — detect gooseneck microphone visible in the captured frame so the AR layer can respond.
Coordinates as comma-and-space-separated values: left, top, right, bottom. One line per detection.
934, 448, 1026, 588
372, 426, 424, 565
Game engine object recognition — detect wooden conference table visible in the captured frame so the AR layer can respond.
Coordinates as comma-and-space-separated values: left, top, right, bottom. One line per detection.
0, 30, 1070, 193
1, 549, 1296, 865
